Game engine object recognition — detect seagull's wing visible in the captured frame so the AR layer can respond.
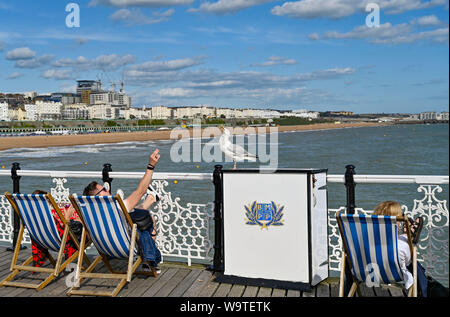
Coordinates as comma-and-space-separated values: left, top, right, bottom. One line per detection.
228, 143, 258, 161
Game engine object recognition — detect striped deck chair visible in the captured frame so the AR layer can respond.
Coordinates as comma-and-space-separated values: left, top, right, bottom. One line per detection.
67, 194, 157, 297
0, 192, 91, 291
336, 212, 417, 297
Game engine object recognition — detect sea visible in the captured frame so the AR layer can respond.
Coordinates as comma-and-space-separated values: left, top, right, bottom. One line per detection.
0, 123, 448, 211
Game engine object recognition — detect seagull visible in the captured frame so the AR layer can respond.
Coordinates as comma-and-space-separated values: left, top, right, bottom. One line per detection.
219, 128, 258, 169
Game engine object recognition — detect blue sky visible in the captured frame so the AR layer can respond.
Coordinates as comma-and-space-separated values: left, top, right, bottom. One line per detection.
0, 0, 448, 113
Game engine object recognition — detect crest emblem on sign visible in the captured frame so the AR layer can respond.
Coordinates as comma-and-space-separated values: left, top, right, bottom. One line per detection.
245, 201, 284, 229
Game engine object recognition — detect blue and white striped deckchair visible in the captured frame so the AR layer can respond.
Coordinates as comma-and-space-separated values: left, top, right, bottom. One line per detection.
336, 212, 417, 297
1, 192, 89, 291
68, 194, 157, 297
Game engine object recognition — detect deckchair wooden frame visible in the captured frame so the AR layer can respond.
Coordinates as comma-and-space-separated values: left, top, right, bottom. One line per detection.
0, 192, 91, 291
337, 212, 418, 297
67, 194, 157, 297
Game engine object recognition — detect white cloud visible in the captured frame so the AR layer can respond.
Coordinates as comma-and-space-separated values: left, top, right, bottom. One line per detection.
250, 56, 297, 67
189, 0, 276, 15
15, 54, 54, 69
89, 0, 192, 7
6, 72, 23, 80
271, 0, 449, 19
5, 47, 36, 60
110, 8, 174, 25
52, 54, 136, 70
127, 56, 205, 72
313, 22, 449, 44
41, 69, 73, 80
413, 15, 443, 26
159, 87, 195, 97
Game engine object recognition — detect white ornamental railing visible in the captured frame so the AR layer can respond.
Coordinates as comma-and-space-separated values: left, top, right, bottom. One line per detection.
0, 170, 448, 285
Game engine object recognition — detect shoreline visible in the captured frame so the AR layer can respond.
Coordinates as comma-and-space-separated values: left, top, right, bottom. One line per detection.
0, 122, 392, 151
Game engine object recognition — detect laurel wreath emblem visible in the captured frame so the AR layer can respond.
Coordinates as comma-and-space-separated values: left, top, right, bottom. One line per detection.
244, 201, 284, 229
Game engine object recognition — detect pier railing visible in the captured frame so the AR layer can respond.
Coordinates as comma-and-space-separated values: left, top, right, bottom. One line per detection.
0, 168, 448, 285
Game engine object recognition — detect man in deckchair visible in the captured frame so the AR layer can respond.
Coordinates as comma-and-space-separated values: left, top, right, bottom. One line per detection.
82, 149, 162, 272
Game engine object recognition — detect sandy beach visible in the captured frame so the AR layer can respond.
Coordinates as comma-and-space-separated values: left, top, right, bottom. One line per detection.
0, 122, 391, 151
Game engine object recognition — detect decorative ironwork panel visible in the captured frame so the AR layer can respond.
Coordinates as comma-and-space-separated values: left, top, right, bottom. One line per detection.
51, 177, 70, 204
150, 180, 215, 266
0, 194, 31, 244
328, 184, 449, 287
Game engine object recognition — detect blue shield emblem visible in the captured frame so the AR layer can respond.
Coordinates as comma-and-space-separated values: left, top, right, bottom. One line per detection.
256, 203, 272, 221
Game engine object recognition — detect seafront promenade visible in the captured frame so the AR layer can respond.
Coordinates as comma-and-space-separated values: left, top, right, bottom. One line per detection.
0, 247, 407, 297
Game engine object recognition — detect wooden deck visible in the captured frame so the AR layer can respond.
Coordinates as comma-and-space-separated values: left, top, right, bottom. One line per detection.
0, 247, 407, 298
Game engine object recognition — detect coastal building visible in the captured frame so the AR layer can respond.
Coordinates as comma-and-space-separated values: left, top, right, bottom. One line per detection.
420, 112, 437, 120
25, 104, 38, 121
62, 104, 90, 120
438, 112, 449, 121
0, 103, 9, 121
8, 107, 26, 121
35, 101, 63, 120
151, 106, 172, 119
90, 91, 131, 108
123, 107, 151, 120
76, 80, 102, 104
89, 104, 113, 120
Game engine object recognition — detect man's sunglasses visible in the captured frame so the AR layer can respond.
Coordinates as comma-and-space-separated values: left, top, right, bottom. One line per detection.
94, 187, 108, 196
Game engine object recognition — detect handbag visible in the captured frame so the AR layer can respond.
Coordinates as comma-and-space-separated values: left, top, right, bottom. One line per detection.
130, 209, 153, 232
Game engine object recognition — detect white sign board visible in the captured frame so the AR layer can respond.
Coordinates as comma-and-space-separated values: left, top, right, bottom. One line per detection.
223, 172, 311, 283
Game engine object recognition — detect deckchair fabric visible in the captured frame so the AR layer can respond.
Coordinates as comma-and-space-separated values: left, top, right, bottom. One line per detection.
337, 213, 404, 285
71, 195, 137, 258
1, 192, 91, 292
12, 194, 62, 252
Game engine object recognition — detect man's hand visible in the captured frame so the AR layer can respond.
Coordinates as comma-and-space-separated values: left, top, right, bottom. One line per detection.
149, 149, 160, 167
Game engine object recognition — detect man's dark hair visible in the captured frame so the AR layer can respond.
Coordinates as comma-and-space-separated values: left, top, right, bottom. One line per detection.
83, 181, 99, 196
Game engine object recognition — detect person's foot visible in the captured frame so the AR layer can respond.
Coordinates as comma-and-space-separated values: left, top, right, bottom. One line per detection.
142, 261, 161, 274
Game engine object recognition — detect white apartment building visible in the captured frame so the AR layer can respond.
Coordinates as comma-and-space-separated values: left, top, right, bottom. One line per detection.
438, 112, 449, 121
25, 104, 38, 121
420, 112, 437, 120
151, 106, 172, 119
89, 104, 114, 120
0, 103, 10, 121
62, 104, 90, 120
35, 101, 62, 120
123, 107, 152, 120
90, 91, 131, 108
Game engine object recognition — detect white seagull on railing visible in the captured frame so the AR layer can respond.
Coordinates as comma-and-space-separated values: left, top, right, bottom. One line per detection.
219, 128, 258, 169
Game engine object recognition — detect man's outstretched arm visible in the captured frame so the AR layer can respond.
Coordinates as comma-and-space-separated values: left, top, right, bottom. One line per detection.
125, 149, 160, 211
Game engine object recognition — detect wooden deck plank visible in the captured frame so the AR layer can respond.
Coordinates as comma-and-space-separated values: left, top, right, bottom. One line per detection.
374, 286, 391, 297
182, 270, 213, 297
169, 269, 203, 297
198, 274, 220, 297
242, 286, 259, 297
257, 287, 272, 297
213, 283, 233, 297
228, 284, 245, 297
271, 288, 286, 297
155, 268, 191, 297
119, 267, 168, 297
316, 283, 330, 297
286, 289, 300, 297
141, 268, 179, 297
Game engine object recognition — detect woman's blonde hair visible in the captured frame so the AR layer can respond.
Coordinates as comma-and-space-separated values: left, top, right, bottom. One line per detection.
373, 201, 403, 217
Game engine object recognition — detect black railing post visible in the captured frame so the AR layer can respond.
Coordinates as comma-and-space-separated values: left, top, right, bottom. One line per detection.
102, 163, 113, 192
7, 163, 25, 251
208, 164, 224, 272
345, 164, 356, 214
